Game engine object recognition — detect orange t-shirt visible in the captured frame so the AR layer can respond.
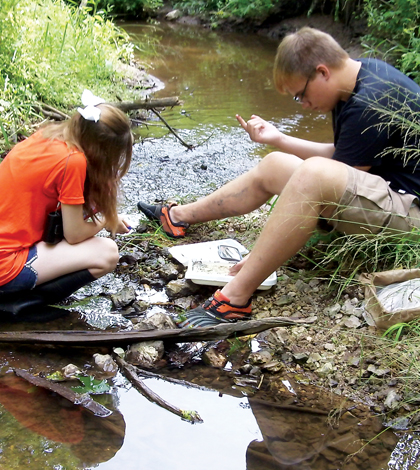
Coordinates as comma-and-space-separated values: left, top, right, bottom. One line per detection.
0, 131, 87, 286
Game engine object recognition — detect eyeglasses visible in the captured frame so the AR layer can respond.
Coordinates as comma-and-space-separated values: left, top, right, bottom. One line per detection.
293, 74, 312, 103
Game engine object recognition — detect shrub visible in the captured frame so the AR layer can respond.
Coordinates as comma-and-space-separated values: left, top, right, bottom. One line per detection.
363, 0, 420, 83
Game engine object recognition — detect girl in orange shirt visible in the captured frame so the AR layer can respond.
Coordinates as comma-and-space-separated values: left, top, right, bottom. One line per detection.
0, 91, 133, 321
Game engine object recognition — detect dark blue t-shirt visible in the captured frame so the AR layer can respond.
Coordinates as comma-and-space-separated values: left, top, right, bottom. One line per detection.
332, 58, 420, 196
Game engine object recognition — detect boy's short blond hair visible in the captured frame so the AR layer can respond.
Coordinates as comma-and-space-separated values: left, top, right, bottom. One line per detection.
273, 27, 349, 93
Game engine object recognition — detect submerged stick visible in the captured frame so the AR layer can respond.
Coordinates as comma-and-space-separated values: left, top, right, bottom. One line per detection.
115, 356, 203, 424
13, 368, 112, 417
0, 317, 316, 345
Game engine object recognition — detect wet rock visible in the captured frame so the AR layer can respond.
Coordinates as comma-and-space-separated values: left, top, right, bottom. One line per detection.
126, 340, 165, 368
157, 262, 180, 282
173, 296, 196, 310
315, 362, 334, 377
249, 350, 272, 365
324, 303, 341, 318
295, 279, 311, 293
260, 327, 289, 350
367, 364, 390, 377
342, 315, 362, 329
233, 376, 259, 390
262, 360, 284, 373
249, 366, 262, 377
202, 347, 228, 368
165, 279, 201, 299
111, 286, 136, 309
274, 294, 294, 307
293, 352, 309, 364
136, 223, 148, 234
62, 364, 81, 378
341, 298, 362, 318
239, 364, 253, 374
307, 352, 322, 363
281, 351, 294, 363
119, 252, 144, 265
384, 389, 401, 410
134, 312, 177, 331
133, 299, 150, 313
93, 353, 118, 375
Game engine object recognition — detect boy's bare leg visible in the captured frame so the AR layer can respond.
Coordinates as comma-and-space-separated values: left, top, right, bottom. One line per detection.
218, 157, 349, 305
169, 152, 303, 224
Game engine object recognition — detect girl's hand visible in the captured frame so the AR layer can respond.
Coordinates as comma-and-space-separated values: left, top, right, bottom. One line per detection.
236, 114, 284, 147
112, 215, 132, 235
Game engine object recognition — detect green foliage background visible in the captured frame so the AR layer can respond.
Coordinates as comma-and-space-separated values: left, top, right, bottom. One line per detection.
363, 0, 420, 83
0, 0, 149, 153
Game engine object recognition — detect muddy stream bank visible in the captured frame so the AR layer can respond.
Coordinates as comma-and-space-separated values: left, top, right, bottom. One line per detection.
0, 19, 419, 470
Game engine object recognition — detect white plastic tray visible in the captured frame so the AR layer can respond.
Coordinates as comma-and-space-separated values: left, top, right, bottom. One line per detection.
169, 239, 277, 291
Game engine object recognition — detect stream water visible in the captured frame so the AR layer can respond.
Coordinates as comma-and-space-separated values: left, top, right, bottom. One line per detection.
0, 20, 419, 470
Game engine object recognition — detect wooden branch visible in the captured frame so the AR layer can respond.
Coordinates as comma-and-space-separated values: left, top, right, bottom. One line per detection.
113, 97, 182, 112
33, 104, 70, 120
115, 356, 203, 423
13, 368, 112, 417
151, 108, 193, 150
0, 317, 316, 346
31, 97, 182, 122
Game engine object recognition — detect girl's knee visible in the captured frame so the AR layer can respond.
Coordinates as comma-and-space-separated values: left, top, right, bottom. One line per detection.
95, 238, 119, 275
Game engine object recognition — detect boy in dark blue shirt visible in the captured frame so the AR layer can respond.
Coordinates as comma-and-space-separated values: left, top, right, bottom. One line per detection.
139, 27, 420, 327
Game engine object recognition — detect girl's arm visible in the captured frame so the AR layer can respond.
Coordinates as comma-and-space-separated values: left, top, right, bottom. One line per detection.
62, 204, 130, 244
61, 204, 106, 244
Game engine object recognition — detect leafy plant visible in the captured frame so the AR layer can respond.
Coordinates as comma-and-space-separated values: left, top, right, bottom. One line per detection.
0, 0, 156, 153
363, 0, 420, 82
382, 322, 410, 342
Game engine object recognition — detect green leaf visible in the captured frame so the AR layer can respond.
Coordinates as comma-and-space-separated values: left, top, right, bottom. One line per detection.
71, 375, 111, 395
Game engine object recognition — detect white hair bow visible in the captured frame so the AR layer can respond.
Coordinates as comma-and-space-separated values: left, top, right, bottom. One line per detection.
77, 89, 105, 122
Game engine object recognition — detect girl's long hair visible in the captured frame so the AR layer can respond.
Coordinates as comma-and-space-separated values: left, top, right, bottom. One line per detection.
41, 104, 133, 232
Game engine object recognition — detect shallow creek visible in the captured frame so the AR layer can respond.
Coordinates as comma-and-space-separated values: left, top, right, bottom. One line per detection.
0, 21, 419, 470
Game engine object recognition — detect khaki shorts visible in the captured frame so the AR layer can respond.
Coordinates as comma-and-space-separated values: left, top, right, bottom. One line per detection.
325, 166, 420, 236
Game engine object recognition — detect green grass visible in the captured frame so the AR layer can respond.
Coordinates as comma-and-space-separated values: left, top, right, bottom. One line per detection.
0, 0, 156, 153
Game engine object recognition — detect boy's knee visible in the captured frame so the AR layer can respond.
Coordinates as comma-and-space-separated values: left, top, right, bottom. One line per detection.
292, 157, 348, 201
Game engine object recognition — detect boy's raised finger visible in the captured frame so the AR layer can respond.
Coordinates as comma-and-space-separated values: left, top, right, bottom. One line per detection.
235, 114, 247, 129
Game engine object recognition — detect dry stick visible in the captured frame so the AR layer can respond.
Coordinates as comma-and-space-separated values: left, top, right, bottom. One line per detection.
150, 108, 194, 150
115, 356, 203, 424
13, 368, 112, 417
0, 317, 316, 346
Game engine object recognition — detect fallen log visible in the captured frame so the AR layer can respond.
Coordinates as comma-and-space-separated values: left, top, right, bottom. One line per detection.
0, 317, 316, 346
34, 97, 182, 121
13, 368, 112, 417
112, 97, 182, 112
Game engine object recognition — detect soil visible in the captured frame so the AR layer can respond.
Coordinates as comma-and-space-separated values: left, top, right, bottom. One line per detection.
114, 209, 419, 434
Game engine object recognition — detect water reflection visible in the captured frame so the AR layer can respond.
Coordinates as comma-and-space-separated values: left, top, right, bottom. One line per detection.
0, 373, 125, 468
247, 398, 397, 469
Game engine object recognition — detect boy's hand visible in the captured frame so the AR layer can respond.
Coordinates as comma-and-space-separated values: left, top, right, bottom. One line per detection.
236, 114, 283, 147
228, 255, 248, 276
